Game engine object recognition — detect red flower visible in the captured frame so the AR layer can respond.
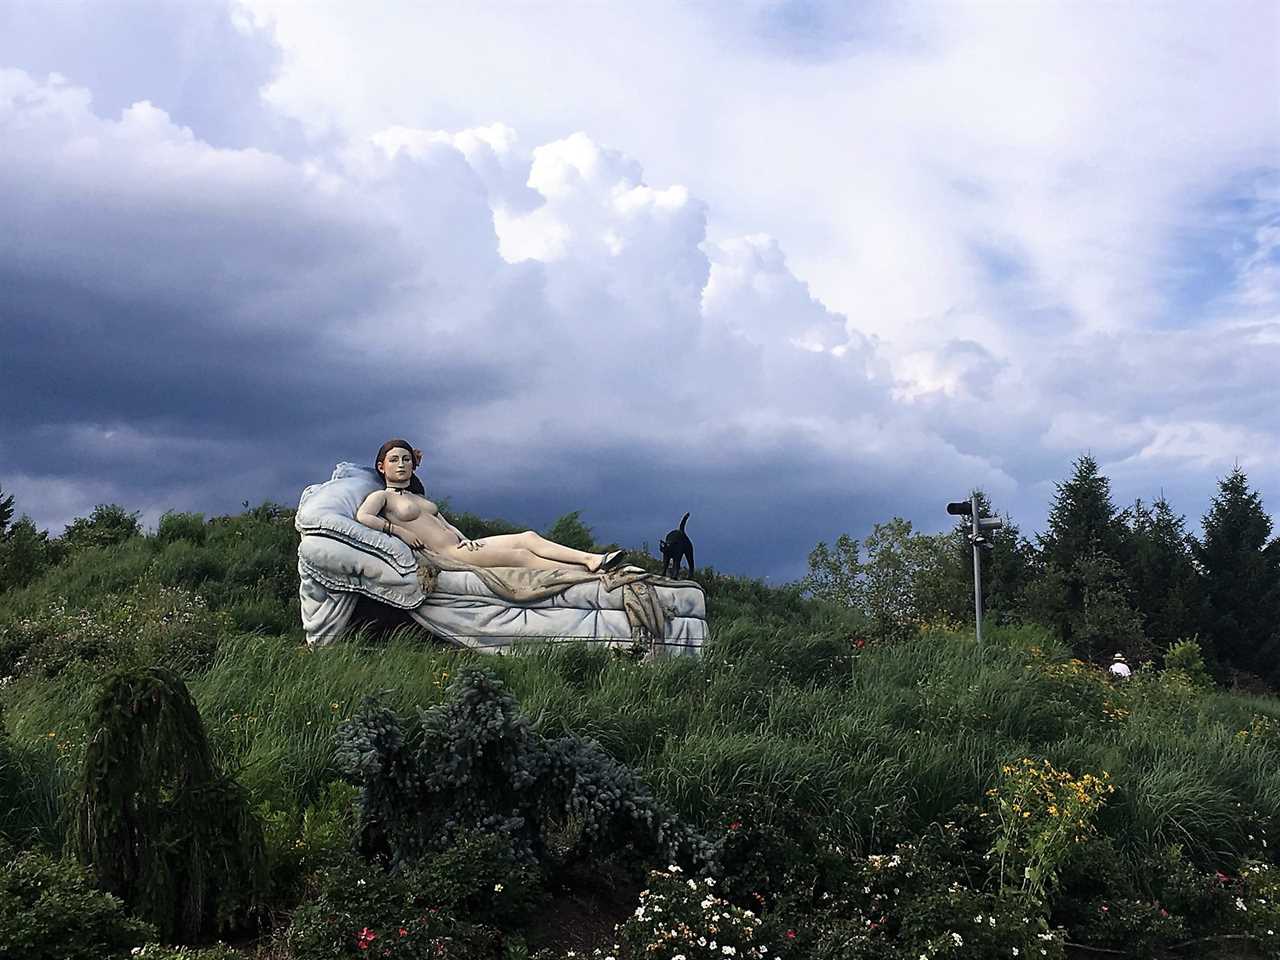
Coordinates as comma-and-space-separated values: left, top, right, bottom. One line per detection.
786, 929, 797, 940
729, 820, 742, 831
854, 638, 866, 649
357, 927, 378, 950
1100, 905, 1109, 913
399, 927, 409, 937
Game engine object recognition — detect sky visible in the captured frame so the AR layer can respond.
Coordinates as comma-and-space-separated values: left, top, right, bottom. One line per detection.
1, 0, 1278, 584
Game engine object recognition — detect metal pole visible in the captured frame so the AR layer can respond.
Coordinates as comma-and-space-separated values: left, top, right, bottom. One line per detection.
971, 492, 983, 646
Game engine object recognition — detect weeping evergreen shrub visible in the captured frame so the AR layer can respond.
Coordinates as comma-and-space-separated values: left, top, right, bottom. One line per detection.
335, 667, 718, 875
73, 667, 266, 942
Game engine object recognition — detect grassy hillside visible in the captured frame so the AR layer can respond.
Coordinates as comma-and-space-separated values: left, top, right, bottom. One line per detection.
1, 505, 1278, 959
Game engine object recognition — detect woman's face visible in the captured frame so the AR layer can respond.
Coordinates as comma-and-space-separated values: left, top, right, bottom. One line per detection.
379, 446, 415, 486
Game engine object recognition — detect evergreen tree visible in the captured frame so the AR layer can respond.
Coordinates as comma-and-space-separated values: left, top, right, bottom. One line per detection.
1039, 454, 1131, 570
1023, 549, 1147, 663
1125, 495, 1201, 655
1033, 455, 1139, 658
0, 516, 56, 593
1193, 467, 1280, 683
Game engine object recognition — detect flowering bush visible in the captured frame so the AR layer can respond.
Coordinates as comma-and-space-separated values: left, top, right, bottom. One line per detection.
1069, 897, 1187, 958
797, 825, 1066, 960
987, 757, 1113, 900
615, 867, 775, 959
0, 582, 230, 680
1225, 860, 1280, 951
533, 866, 780, 960
285, 854, 501, 960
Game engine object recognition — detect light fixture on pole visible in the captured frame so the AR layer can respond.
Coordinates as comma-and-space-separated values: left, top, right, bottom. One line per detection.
946, 494, 1004, 645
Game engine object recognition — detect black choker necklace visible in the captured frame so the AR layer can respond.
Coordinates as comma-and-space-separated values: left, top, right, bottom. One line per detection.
387, 486, 410, 494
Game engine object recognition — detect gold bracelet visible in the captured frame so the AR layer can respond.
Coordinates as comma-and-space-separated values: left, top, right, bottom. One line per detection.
384, 519, 391, 534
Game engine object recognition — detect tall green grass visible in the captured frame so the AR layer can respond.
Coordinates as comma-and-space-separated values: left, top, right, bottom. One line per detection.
1, 513, 1278, 902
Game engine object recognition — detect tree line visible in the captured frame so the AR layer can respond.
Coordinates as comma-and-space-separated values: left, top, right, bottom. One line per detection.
804, 454, 1280, 690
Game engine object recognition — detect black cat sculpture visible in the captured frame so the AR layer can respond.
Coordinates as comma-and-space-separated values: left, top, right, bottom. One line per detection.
659, 512, 694, 578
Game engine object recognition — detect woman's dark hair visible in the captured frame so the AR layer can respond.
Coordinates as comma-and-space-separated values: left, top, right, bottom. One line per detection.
375, 438, 425, 494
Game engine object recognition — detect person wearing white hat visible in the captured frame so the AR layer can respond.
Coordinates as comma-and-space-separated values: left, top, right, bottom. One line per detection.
1108, 652, 1132, 680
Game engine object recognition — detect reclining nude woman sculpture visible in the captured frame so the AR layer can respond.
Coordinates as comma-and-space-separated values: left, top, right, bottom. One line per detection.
355, 438, 628, 573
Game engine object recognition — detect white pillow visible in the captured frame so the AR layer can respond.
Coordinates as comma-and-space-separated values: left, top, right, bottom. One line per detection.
295, 461, 416, 574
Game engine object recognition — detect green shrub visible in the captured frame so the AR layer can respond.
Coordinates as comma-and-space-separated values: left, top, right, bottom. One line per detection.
285, 854, 501, 960
260, 780, 360, 906
1068, 896, 1187, 958
543, 511, 596, 552
74, 667, 267, 942
60, 504, 141, 554
0, 842, 155, 960
336, 668, 717, 875
0, 582, 231, 679
156, 511, 207, 546
797, 828, 1066, 960
1164, 638, 1214, 689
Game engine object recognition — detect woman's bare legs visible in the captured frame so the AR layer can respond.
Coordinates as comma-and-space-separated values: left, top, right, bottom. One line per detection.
442, 531, 608, 571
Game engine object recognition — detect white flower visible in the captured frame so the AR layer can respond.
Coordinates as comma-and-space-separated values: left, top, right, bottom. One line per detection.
688, 879, 698, 890
723, 948, 737, 956
952, 933, 963, 946
706, 878, 716, 887
1237, 897, 1248, 911
974, 915, 984, 923
1013, 949, 1019, 956
673, 956, 687, 960
493, 883, 504, 892
668, 864, 683, 873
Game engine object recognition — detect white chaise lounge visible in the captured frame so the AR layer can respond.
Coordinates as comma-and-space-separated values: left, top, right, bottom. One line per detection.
295, 463, 707, 655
